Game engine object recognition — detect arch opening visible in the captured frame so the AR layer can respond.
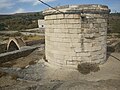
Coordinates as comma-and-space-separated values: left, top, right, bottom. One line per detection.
8, 40, 19, 52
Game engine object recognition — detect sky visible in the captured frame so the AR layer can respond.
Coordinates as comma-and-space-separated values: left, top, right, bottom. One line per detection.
0, 0, 120, 14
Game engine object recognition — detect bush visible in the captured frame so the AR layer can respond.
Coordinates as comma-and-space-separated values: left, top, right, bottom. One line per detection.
77, 63, 100, 75
11, 32, 22, 36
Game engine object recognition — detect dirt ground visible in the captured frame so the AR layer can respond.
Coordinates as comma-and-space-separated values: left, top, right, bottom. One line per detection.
0, 47, 120, 90
0, 48, 44, 86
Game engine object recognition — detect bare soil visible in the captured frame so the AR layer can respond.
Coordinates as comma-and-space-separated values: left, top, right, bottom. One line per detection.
0, 48, 120, 90
0, 47, 44, 87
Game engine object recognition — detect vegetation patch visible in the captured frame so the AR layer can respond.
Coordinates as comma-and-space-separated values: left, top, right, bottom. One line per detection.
23, 35, 44, 41
29, 61, 36, 65
0, 12, 44, 31
0, 62, 16, 68
109, 13, 120, 33
0, 72, 7, 78
77, 63, 100, 75
10, 74, 19, 80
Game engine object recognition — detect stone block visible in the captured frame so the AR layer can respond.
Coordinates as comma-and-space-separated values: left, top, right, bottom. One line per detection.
71, 43, 81, 47
84, 43, 92, 51
96, 19, 106, 23
65, 55, 72, 60
91, 46, 102, 51
84, 34, 96, 39
75, 48, 82, 53
62, 38, 71, 43
54, 29, 61, 33
93, 23, 101, 28
100, 32, 106, 36
73, 14, 81, 18
61, 29, 69, 33
76, 52, 91, 56
69, 29, 78, 34
56, 14, 64, 19
66, 19, 81, 24
101, 23, 107, 27
54, 54, 65, 60
81, 56, 91, 62
57, 43, 72, 50
64, 14, 74, 19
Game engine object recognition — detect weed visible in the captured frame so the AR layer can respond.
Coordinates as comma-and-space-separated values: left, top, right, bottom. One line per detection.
29, 61, 36, 65
77, 63, 100, 75
0, 72, 7, 78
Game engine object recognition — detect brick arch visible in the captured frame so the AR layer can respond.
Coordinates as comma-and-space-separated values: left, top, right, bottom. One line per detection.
7, 37, 26, 51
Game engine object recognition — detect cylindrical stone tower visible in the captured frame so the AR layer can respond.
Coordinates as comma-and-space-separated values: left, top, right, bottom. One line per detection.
43, 4, 110, 67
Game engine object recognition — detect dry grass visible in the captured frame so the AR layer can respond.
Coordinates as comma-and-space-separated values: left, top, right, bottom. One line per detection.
0, 62, 16, 68
10, 74, 19, 80
77, 63, 100, 75
23, 35, 44, 41
0, 72, 7, 78
29, 61, 36, 65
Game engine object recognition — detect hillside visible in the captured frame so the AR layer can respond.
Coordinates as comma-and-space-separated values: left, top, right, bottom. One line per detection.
0, 12, 44, 31
0, 12, 120, 33
108, 13, 120, 33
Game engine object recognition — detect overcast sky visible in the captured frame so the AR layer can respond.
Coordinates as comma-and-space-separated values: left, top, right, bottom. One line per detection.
0, 0, 120, 14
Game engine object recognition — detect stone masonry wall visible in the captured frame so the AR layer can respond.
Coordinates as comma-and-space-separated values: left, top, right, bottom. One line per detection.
44, 4, 110, 67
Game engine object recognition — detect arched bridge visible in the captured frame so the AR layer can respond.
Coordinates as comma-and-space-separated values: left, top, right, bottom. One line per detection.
7, 37, 26, 51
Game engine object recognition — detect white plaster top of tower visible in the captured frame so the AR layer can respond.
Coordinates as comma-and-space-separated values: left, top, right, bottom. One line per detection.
43, 4, 110, 15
